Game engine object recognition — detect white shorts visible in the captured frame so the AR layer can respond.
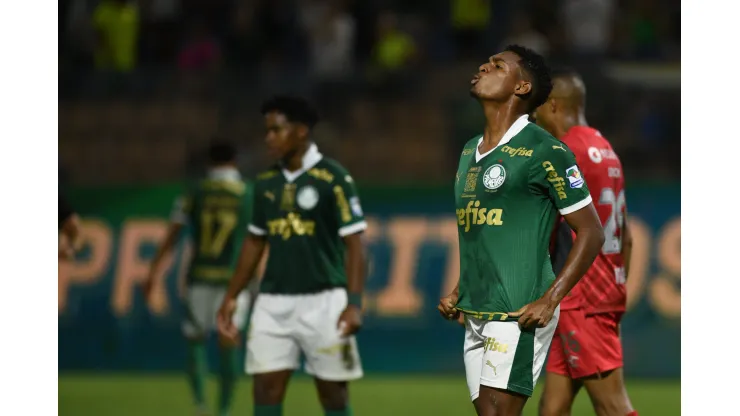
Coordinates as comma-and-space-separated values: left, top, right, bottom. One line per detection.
463, 307, 559, 400
246, 288, 363, 381
182, 285, 250, 338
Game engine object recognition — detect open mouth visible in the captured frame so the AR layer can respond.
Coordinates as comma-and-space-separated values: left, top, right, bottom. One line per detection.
471, 76, 480, 85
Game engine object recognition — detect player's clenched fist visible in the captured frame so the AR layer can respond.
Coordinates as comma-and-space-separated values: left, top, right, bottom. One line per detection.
337, 305, 363, 337
216, 298, 239, 345
509, 297, 557, 329
438, 291, 460, 321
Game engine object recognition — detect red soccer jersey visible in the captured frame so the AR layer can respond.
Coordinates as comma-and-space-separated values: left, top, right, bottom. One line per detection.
557, 126, 627, 313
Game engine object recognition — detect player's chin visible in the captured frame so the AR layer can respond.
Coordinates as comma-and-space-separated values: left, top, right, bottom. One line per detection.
266, 147, 283, 160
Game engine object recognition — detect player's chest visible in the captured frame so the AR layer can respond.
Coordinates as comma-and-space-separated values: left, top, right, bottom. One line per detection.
262, 178, 333, 219
454, 148, 532, 206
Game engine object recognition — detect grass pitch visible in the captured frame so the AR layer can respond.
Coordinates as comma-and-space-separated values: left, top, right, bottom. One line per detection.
59, 374, 679, 415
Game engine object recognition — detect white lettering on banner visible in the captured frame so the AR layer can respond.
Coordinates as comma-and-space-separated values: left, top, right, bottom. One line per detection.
113, 220, 174, 316
649, 218, 681, 318
58, 215, 680, 319
58, 220, 113, 313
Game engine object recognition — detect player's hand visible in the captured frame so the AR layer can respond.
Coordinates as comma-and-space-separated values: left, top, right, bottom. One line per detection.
509, 298, 557, 329
438, 292, 460, 322
337, 305, 362, 337
217, 298, 239, 344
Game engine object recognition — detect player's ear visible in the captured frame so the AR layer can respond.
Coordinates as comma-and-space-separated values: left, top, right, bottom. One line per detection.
296, 123, 309, 139
515, 80, 532, 98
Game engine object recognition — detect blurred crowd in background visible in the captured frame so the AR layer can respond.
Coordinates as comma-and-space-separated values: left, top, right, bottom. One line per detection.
58, 0, 680, 186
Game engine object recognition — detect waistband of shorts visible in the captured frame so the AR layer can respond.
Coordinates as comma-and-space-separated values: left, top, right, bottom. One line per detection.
258, 286, 346, 298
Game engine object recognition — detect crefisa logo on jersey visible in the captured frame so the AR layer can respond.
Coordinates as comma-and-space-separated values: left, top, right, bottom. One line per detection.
565, 165, 585, 189
482, 164, 506, 190
297, 186, 319, 210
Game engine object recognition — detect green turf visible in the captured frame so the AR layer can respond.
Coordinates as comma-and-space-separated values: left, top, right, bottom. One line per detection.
59, 374, 679, 415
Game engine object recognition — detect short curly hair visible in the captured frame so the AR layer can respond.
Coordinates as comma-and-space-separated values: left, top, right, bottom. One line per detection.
504, 45, 553, 114
260, 95, 319, 129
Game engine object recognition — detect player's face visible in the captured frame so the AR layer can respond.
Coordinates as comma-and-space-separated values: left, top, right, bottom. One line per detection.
470, 51, 529, 101
264, 111, 303, 160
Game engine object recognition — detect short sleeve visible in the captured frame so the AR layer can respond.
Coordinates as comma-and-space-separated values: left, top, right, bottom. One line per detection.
170, 194, 192, 225
247, 181, 267, 236
241, 181, 254, 227
532, 142, 592, 215
332, 173, 367, 237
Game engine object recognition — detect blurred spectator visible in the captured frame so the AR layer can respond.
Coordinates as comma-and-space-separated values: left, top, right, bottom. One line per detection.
450, 0, 491, 59
225, 1, 263, 69
177, 21, 221, 72
138, 0, 182, 65
560, 0, 615, 59
369, 11, 418, 102
301, 0, 357, 117
257, 0, 308, 65
372, 12, 417, 76
301, 0, 356, 80
93, 0, 140, 72
622, 0, 667, 60
500, 11, 550, 58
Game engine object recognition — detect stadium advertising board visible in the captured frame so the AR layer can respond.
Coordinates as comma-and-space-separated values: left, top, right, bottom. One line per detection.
59, 185, 680, 377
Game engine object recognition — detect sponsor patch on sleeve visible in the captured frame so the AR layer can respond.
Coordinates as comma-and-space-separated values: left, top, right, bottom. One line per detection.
349, 196, 363, 217
565, 165, 585, 189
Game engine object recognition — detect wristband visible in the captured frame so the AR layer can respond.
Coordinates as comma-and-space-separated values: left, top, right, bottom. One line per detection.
348, 293, 363, 307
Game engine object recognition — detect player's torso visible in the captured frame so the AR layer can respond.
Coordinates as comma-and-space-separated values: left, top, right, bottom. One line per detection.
188, 179, 250, 285
257, 161, 347, 293
561, 127, 626, 312
454, 129, 558, 312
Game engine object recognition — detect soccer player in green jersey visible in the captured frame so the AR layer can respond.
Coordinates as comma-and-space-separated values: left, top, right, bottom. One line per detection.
436, 45, 605, 416
216, 96, 367, 416
143, 142, 253, 416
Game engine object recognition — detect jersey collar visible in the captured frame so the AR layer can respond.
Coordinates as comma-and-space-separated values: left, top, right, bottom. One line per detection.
281, 142, 323, 183
475, 114, 530, 163
208, 166, 241, 181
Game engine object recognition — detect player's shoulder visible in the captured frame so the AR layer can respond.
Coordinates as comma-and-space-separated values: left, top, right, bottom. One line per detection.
521, 124, 574, 156
459, 135, 482, 157
563, 126, 621, 164
312, 157, 355, 185
254, 166, 281, 183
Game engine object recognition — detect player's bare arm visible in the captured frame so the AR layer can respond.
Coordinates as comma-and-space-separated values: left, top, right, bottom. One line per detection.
142, 222, 183, 298
217, 234, 267, 342
338, 232, 366, 336
511, 204, 604, 328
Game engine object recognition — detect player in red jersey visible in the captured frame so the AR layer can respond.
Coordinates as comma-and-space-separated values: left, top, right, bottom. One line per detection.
533, 69, 637, 416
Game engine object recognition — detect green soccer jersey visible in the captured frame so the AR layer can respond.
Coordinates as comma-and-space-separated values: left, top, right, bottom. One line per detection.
171, 167, 253, 286
454, 115, 592, 314
248, 143, 367, 294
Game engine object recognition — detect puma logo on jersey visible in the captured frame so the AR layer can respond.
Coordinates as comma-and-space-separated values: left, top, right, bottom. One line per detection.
552, 144, 567, 152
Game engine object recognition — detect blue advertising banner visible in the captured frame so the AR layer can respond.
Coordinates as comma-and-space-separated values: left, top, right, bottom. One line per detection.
59, 184, 680, 377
